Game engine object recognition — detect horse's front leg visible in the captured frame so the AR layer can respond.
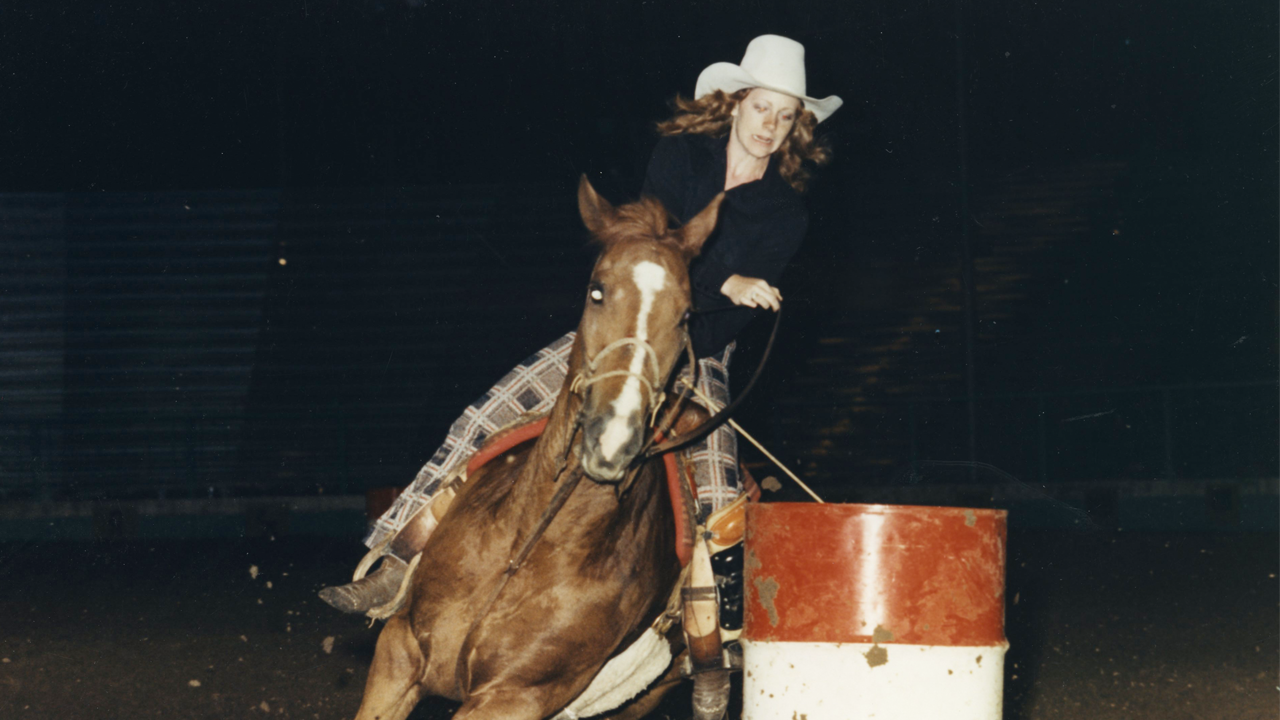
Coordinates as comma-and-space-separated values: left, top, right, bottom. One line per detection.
451, 687, 556, 720
353, 613, 428, 720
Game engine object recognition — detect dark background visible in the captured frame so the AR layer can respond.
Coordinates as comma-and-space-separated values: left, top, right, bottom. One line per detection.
0, 4, 1277, 720
4, 0, 1275, 194
0, 0, 1276, 500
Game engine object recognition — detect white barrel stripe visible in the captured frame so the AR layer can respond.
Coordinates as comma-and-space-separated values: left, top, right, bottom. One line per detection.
743, 640, 1007, 719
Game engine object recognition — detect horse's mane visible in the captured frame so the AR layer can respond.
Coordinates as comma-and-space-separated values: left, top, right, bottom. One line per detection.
590, 196, 676, 246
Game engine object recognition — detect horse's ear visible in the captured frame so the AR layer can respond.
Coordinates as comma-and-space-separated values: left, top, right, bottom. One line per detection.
677, 193, 725, 258
577, 175, 615, 237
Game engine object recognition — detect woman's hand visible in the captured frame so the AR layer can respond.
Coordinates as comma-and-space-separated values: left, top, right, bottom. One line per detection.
720, 274, 782, 311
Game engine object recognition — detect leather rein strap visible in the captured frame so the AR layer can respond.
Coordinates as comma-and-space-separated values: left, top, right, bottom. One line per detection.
454, 423, 585, 699
643, 306, 782, 458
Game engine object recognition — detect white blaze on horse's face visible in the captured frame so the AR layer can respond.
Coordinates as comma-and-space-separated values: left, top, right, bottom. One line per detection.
597, 260, 667, 462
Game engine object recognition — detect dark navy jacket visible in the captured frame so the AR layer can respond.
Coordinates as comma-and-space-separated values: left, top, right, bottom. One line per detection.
641, 134, 809, 357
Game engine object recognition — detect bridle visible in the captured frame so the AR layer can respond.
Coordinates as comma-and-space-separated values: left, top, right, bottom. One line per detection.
568, 335, 673, 430
567, 301, 783, 494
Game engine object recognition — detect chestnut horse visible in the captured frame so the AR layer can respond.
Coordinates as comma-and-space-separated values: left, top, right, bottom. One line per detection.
352, 178, 725, 720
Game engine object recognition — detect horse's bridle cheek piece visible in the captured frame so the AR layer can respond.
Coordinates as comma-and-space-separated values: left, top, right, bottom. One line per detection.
568, 328, 695, 492
570, 336, 665, 408
569, 329, 693, 435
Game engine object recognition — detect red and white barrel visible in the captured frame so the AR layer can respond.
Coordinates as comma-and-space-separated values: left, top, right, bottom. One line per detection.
742, 503, 1008, 719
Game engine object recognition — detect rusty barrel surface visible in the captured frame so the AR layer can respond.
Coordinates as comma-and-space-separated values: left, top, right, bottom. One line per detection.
742, 502, 1008, 719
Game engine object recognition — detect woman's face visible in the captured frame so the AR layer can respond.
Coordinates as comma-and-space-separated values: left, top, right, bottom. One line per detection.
730, 88, 802, 160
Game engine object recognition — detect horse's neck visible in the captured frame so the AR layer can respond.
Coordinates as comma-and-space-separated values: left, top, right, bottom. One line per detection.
510, 336, 588, 500
506, 333, 647, 516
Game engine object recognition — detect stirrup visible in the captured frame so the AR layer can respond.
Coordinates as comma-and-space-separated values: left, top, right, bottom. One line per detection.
365, 552, 421, 622
352, 542, 390, 584
318, 554, 411, 616
682, 526, 722, 673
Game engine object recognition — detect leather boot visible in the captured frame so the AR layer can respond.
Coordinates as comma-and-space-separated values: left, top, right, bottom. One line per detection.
710, 545, 743, 632
318, 487, 453, 615
318, 555, 408, 614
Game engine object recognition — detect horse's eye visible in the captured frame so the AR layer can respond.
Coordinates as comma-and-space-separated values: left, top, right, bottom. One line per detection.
588, 284, 605, 304
680, 309, 691, 325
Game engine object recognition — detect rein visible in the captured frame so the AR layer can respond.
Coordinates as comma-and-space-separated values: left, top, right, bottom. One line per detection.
568, 336, 668, 425
643, 307, 782, 458
454, 419, 585, 698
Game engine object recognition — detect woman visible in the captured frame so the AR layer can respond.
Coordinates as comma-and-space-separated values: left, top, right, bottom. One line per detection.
320, 34, 841, 615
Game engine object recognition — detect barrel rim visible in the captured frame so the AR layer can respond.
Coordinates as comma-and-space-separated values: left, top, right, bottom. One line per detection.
751, 501, 1008, 520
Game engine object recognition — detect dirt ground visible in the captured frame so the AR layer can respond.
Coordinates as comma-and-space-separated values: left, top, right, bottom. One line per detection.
0, 529, 1275, 719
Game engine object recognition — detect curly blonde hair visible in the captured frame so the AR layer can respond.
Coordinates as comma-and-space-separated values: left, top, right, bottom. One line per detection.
656, 89, 831, 193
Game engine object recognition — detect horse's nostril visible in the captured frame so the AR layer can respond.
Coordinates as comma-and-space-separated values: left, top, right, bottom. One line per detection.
621, 431, 643, 459
584, 416, 607, 441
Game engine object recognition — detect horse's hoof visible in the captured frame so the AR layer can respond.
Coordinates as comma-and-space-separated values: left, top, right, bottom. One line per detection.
319, 556, 408, 614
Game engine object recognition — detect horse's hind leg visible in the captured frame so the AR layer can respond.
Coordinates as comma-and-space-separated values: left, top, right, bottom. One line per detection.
353, 614, 427, 720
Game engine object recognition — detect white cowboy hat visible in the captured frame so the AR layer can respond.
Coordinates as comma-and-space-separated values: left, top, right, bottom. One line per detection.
695, 34, 843, 123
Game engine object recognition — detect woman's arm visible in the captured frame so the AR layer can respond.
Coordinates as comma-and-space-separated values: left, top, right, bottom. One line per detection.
712, 209, 808, 312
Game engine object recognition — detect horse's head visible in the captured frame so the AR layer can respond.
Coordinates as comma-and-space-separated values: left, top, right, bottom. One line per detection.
573, 176, 723, 482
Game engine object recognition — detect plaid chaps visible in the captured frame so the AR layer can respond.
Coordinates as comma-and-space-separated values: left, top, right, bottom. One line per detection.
364, 331, 740, 550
